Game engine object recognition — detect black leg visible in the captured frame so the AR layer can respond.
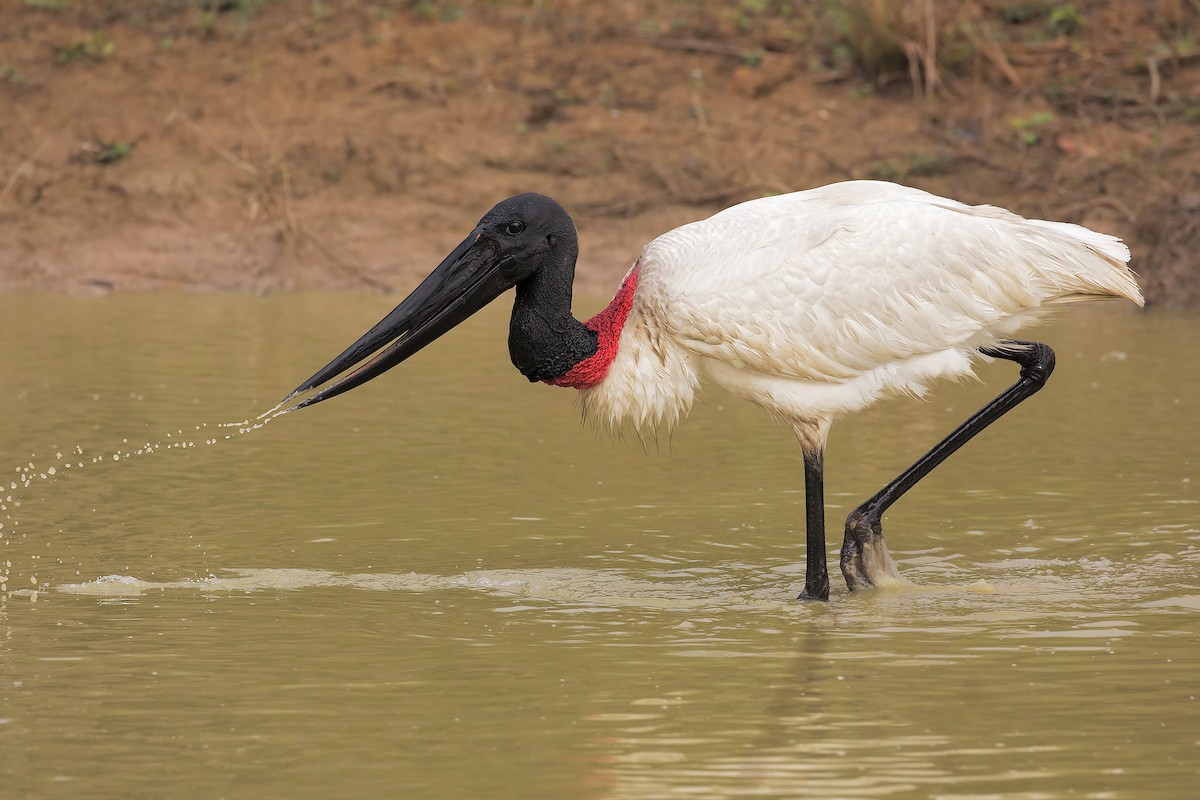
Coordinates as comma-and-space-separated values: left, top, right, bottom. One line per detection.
841, 340, 1056, 591
797, 448, 830, 601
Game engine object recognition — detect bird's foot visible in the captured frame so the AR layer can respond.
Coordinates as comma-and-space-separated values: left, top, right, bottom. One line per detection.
840, 509, 906, 591
796, 575, 830, 603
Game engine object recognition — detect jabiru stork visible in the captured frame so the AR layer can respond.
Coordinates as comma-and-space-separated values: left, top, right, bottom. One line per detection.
282, 181, 1143, 601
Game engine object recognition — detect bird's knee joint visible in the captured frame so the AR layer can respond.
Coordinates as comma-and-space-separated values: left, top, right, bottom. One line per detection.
1020, 344, 1056, 386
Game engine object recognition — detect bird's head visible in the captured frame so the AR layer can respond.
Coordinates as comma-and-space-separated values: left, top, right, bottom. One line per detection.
283, 193, 576, 409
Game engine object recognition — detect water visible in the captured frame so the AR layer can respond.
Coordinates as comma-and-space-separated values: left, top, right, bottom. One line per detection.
1, 294, 1197, 799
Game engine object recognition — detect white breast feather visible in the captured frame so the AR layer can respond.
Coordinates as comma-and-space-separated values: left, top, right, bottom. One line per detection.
578, 272, 699, 437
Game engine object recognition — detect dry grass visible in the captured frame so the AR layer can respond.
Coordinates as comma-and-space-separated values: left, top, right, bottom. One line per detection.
172, 108, 389, 292
830, 0, 1028, 97
4, 0, 1199, 302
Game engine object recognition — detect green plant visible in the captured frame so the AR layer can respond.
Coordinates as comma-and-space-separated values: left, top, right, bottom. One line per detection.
849, 82, 874, 99
93, 141, 133, 165
998, 3, 1037, 24
412, 0, 463, 22
734, 0, 771, 31
867, 152, 953, 181
739, 48, 766, 68
2, 65, 29, 84
1009, 111, 1055, 145
57, 32, 115, 63
1048, 4, 1083, 35
196, 9, 217, 37
868, 161, 905, 181
908, 152, 952, 175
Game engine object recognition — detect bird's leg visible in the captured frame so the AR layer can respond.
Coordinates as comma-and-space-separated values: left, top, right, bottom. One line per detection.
797, 448, 831, 601
841, 340, 1056, 591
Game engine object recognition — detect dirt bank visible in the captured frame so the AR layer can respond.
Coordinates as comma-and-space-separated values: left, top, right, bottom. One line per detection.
1, 0, 1197, 304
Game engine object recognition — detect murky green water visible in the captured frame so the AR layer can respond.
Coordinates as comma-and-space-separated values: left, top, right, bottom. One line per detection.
1, 294, 1197, 799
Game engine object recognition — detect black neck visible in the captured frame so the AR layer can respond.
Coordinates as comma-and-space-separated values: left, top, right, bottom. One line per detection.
507, 247, 597, 382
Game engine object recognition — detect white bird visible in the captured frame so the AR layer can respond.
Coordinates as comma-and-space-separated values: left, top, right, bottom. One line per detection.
283, 180, 1143, 601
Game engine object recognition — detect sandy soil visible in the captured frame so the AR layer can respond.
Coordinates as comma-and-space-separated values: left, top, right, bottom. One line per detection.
1, 0, 1197, 304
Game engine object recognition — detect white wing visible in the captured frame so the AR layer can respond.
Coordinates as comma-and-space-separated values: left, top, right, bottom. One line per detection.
637, 181, 1139, 384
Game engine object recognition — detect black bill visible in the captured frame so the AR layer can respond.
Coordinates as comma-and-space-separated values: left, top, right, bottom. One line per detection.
283, 228, 515, 410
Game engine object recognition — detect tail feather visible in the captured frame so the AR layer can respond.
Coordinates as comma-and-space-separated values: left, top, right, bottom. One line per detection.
1024, 218, 1144, 307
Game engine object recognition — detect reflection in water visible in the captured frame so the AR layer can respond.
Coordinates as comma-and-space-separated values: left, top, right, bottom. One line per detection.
1, 297, 1198, 799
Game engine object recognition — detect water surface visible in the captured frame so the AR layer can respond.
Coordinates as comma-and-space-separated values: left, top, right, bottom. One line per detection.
1, 295, 1197, 798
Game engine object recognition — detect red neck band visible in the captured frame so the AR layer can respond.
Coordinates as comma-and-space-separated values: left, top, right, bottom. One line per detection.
544, 267, 639, 390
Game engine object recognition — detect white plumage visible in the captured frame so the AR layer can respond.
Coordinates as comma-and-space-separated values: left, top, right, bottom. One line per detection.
581, 180, 1141, 448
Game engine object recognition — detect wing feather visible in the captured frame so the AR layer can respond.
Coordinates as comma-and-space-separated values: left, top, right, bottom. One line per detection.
635, 181, 1139, 384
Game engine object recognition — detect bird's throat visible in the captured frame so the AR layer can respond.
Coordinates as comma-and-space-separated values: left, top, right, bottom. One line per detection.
507, 266, 638, 389
543, 267, 639, 390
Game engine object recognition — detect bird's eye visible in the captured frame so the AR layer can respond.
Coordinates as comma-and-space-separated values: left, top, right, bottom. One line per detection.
505, 220, 525, 236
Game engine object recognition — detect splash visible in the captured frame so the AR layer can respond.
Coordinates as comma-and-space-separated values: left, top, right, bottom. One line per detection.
54, 566, 805, 612
2, 404, 293, 597
208, 398, 300, 441
216, 397, 297, 429
45, 548, 1200, 619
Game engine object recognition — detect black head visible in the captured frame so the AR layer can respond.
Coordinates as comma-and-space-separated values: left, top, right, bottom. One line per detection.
282, 193, 579, 409
476, 193, 578, 277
